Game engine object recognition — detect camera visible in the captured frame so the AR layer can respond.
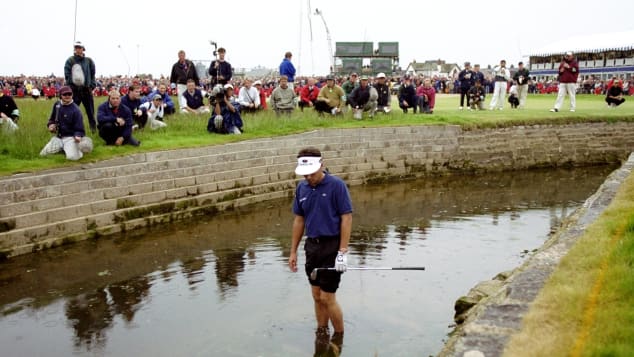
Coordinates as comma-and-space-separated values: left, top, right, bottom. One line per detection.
209, 84, 225, 106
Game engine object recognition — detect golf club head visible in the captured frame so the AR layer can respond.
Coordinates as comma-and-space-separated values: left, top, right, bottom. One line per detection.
310, 268, 318, 280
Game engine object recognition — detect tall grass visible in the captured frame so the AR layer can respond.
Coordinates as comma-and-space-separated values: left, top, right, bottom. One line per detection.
1, 93, 632, 175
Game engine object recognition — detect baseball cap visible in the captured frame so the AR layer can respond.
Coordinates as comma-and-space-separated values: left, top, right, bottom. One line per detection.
152, 94, 163, 100
224, 83, 234, 90
326, 75, 335, 80
360, 75, 369, 80
253, 80, 262, 86
566, 51, 573, 56
59, 86, 73, 95
376, 72, 386, 79
295, 156, 322, 175
73, 41, 85, 50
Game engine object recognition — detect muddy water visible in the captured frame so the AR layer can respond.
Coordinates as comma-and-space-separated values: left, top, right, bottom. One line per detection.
0, 166, 616, 356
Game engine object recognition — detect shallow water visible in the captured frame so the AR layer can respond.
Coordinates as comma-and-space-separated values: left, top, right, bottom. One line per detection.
0, 165, 615, 356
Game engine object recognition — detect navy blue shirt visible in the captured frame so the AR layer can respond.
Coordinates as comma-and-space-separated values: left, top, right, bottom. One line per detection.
292, 172, 353, 238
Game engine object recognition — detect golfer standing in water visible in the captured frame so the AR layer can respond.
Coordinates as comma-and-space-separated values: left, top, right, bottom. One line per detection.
289, 147, 353, 342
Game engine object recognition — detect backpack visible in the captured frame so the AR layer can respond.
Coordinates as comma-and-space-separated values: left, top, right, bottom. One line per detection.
68, 57, 87, 87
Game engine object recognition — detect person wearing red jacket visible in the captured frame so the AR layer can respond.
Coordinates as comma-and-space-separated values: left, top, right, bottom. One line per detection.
416, 78, 436, 114
254, 81, 268, 110
299, 78, 320, 112
550, 51, 580, 112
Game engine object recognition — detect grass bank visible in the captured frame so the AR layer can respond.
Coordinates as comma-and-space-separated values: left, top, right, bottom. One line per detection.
1, 93, 632, 176
503, 167, 634, 356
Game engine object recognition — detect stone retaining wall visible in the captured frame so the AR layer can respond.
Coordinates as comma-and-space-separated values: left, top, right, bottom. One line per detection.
1, 122, 633, 258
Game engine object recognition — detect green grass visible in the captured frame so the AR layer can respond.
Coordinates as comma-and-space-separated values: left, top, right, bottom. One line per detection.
1, 93, 632, 176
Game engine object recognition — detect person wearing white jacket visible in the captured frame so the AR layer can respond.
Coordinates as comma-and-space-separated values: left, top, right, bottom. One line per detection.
489, 59, 510, 110
140, 94, 167, 130
237, 79, 261, 113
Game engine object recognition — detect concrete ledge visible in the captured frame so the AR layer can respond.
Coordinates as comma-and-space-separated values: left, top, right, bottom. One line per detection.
1, 122, 634, 259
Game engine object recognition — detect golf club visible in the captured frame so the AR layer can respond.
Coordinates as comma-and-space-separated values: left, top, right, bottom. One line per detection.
309, 266, 425, 280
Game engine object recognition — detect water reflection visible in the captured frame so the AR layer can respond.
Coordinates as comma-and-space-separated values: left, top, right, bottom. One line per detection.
0, 165, 617, 356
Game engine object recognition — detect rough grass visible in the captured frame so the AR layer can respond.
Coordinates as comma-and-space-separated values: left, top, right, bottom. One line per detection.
503, 171, 634, 357
1, 93, 632, 176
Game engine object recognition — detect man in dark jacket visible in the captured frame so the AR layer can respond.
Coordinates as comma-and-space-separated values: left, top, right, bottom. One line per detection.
458, 62, 474, 109
40, 86, 89, 160
170, 50, 200, 112
513, 62, 530, 108
550, 51, 580, 112
209, 48, 232, 86
0, 91, 20, 132
398, 76, 417, 113
120, 84, 148, 129
373, 73, 391, 113
348, 75, 377, 119
64, 41, 97, 132
97, 90, 140, 146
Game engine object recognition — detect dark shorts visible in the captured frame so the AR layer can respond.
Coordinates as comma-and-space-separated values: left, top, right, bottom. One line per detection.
304, 236, 341, 293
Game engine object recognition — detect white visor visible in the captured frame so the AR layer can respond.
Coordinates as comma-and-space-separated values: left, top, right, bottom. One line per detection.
295, 156, 322, 175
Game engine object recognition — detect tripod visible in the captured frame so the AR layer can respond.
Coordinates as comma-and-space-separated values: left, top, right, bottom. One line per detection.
209, 41, 221, 87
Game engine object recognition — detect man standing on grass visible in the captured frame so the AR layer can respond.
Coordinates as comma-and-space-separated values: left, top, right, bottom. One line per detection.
489, 59, 510, 110
550, 51, 579, 113
288, 146, 352, 352
64, 41, 97, 132
170, 50, 200, 113
513, 61, 530, 109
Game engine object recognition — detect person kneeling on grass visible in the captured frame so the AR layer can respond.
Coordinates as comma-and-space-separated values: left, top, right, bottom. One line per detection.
207, 84, 243, 135
97, 90, 140, 146
139, 94, 168, 130
0, 91, 20, 133
40, 86, 92, 160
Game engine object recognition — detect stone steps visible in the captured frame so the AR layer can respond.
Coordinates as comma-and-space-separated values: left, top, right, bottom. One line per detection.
1, 123, 633, 258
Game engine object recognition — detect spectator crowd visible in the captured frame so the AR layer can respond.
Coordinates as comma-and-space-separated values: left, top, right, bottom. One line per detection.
2, 44, 633, 162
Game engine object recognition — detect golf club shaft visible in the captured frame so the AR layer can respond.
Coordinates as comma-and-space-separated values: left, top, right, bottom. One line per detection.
330, 266, 425, 271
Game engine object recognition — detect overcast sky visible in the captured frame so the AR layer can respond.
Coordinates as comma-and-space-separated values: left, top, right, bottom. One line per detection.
2, 0, 633, 78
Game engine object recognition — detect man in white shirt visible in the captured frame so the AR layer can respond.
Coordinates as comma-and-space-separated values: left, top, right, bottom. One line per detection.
238, 79, 261, 113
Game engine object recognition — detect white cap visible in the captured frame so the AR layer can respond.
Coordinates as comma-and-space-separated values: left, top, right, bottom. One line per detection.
73, 41, 85, 50
253, 80, 262, 86
295, 156, 322, 175
224, 83, 234, 90
376, 72, 386, 79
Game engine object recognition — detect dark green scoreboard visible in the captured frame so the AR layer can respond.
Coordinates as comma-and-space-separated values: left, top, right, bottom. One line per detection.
335, 42, 399, 57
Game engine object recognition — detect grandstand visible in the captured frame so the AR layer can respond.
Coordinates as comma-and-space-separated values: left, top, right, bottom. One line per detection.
528, 30, 634, 81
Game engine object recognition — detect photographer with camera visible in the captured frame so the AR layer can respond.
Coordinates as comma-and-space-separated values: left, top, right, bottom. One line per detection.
207, 84, 243, 135
208, 46, 232, 86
